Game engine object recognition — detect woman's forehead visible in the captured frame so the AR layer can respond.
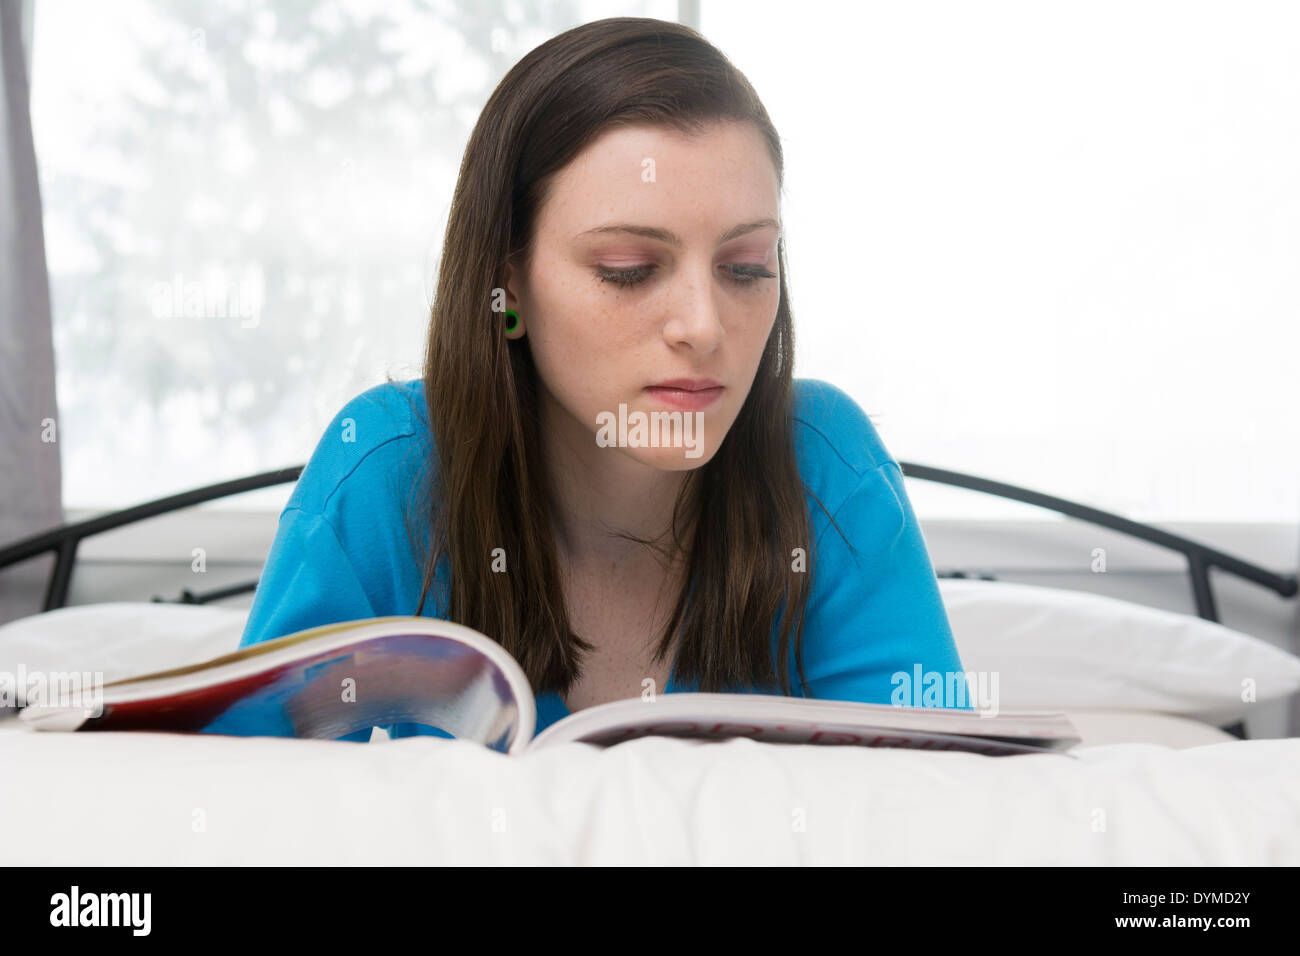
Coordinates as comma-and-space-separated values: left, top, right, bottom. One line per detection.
539, 122, 780, 239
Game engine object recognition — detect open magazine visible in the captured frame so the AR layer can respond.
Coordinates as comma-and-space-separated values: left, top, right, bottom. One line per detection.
17, 615, 1081, 756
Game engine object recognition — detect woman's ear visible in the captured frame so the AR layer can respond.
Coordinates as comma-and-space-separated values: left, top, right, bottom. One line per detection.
500, 260, 527, 339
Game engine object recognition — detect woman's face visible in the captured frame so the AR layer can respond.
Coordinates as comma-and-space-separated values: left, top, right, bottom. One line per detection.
505, 120, 782, 472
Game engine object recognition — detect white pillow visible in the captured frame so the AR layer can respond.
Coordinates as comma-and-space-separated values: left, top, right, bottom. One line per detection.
0, 602, 248, 708
938, 578, 1300, 724
4, 589, 1297, 726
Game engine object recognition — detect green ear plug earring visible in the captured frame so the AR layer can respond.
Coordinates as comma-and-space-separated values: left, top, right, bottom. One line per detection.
505, 310, 519, 334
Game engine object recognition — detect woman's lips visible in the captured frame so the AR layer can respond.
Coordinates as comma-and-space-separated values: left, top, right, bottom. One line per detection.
643, 385, 724, 410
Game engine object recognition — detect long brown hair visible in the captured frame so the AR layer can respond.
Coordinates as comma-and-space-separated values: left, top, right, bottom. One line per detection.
408, 17, 820, 698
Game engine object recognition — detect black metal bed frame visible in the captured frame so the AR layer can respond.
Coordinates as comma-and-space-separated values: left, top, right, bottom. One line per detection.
1, 461, 1295, 738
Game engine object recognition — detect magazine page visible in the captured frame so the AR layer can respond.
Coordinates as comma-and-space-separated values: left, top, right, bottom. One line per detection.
19, 617, 538, 754
529, 693, 1081, 756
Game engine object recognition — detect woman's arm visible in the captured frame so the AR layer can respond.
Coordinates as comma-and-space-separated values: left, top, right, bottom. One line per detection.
790, 460, 972, 709
238, 506, 378, 742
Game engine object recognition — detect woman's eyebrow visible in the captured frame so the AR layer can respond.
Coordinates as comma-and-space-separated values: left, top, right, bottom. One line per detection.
574, 218, 782, 247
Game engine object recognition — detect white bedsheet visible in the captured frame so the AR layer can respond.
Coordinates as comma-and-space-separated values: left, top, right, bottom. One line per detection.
2, 717, 1296, 865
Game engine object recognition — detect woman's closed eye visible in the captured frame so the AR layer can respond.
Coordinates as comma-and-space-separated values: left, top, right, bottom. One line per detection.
595, 263, 776, 289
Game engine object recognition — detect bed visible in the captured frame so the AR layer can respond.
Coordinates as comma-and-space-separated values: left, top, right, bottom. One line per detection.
1, 462, 1297, 865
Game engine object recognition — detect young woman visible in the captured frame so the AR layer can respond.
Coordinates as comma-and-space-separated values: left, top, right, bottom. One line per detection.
238, 17, 968, 742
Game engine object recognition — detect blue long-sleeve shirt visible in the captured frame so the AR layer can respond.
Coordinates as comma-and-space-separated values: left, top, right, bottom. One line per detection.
234, 377, 969, 742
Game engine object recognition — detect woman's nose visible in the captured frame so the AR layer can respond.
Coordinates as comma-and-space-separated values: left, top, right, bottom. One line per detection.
662, 262, 725, 352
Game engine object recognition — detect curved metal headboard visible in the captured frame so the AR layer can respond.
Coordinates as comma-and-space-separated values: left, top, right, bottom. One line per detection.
898, 463, 1298, 625
0, 462, 1294, 625
0, 467, 303, 612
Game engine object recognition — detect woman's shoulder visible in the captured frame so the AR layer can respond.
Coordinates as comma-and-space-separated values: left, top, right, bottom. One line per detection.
791, 378, 898, 505
283, 378, 431, 518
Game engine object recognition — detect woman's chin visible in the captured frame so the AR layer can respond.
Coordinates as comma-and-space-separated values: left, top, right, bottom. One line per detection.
592, 401, 722, 470
623, 442, 716, 471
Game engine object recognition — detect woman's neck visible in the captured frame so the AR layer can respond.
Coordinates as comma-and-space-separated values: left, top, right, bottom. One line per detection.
539, 390, 694, 574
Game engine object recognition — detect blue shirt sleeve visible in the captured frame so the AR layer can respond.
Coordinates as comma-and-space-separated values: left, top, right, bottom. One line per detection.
240, 508, 379, 648
793, 460, 972, 710
238, 507, 378, 742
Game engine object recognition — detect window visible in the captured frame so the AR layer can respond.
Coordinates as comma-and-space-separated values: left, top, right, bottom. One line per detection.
34, 0, 1298, 522
703, 0, 1299, 522
33, 0, 677, 512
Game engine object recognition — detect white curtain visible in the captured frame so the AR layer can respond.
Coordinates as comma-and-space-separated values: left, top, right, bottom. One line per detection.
0, 0, 63, 624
